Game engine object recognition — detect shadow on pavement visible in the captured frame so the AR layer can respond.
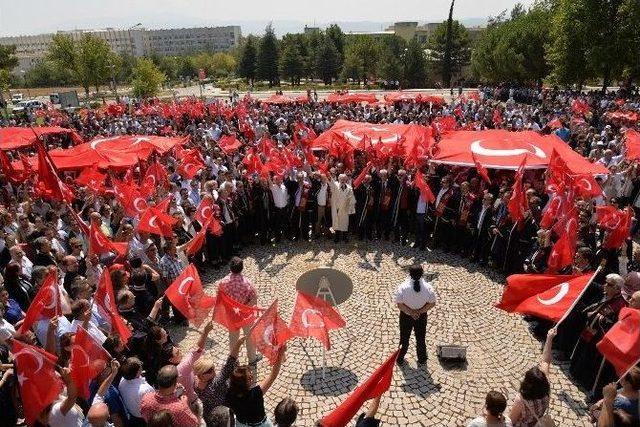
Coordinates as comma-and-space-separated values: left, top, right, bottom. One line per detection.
399, 363, 441, 398
300, 366, 358, 396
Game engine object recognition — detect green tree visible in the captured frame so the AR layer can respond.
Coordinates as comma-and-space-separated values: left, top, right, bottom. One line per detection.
316, 37, 339, 85
325, 24, 345, 69
341, 36, 380, 84
237, 35, 258, 84
131, 58, 166, 98
177, 56, 196, 79
403, 38, 428, 88
472, 4, 552, 85
303, 30, 324, 79
547, 0, 640, 91
0, 45, 18, 71
280, 41, 304, 85
428, 20, 471, 85
256, 24, 279, 86
24, 60, 74, 87
48, 34, 115, 99
210, 52, 236, 78
442, 0, 457, 88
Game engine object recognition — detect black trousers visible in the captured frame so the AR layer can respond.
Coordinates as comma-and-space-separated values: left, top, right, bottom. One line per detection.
398, 311, 427, 363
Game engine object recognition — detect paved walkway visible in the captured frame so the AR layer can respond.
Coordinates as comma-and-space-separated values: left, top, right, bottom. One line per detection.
169, 240, 592, 426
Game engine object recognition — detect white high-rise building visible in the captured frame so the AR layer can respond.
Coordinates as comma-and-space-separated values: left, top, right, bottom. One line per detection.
0, 25, 242, 72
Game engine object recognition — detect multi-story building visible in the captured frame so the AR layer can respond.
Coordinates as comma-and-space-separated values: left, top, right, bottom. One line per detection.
0, 25, 241, 72
385, 21, 484, 44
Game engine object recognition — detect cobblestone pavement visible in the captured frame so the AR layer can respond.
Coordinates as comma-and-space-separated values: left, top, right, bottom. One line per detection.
168, 239, 592, 426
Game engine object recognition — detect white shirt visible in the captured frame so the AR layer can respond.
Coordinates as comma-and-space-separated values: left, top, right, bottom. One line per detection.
394, 278, 437, 310
49, 400, 84, 427
317, 183, 328, 206
69, 320, 107, 344
270, 183, 289, 208
19, 256, 33, 279
119, 376, 155, 417
435, 187, 450, 207
0, 318, 16, 342
416, 197, 427, 214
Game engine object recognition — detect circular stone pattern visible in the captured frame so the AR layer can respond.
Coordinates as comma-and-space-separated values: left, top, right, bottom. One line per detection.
169, 240, 592, 426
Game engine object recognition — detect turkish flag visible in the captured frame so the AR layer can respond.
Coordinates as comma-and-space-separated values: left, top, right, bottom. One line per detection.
35, 140, 74, 202
320, 349, 399, 427
154, 193, 173, 213
471, 153, 491, 185
508, 157, 528, 223
18, 269, 62, 334
164, 264, 215, 326
142, 159, 168, 196
212, 290, 262, 331
177, 151, 204, 179
546, 215, 578, 273
218, 135, 243, 154
70, 326, 112, 399
249, 300, 293, 365
137, 207, 178, 237
415, 171, 435, 203
11, 340, 64, 426
194, 197, 216, 226
289, 291, 345, 350
540, 195, 562, 229
496, 273, 593, 322
184, 219, 209, 256
570, 174, 602, 198
113, 180, 148, 217
352, 162, 373, 189
434, 116, 457, 134
0, 150, 22, 183
597, 206, 632, 250
67, 205, 91, 236
94, 269, 132, 343
75, 165, 107, 191
89, 224, 128, 257
209, 215, 223, 236
597, 307, 640, 376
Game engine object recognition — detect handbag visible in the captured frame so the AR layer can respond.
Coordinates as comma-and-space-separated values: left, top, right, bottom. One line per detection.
524, 398, 556, 427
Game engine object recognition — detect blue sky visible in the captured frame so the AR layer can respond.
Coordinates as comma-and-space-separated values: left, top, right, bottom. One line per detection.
0, 0, 536, 36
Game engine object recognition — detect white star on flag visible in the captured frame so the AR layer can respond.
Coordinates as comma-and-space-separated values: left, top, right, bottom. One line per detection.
232, 307, 241, 315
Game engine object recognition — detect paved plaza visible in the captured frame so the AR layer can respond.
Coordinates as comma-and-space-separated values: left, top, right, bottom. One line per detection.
169, 240, 593, 426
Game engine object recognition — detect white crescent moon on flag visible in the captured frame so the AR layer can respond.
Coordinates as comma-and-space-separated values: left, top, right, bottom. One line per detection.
605, 214, 622, 230
14, 348, 44, 375
42, 286, 58, 310
134, 198, 146, 212
148, 216, 158, 228
578, 178, 592, 191
537, 282, 570, 305
178, 277, 194, 295
146, 175, 156, 186
263, 325, 276, 348
201, 206, 212, 219
103, 294, 113, 311
566, 218, 577, 233
301, 309, 325, 328
342, 130, 399, 144
470, 140, 547, 158
72, 345, 90, 368
90, 136, 118, 150
132, 137, 151, 145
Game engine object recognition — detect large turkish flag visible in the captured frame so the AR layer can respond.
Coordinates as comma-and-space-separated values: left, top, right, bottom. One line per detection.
496, 273, 593, 322
597, 307, 640, 375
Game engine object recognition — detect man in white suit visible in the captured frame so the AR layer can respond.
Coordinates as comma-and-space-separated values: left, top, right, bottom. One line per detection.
329, 173, 356, 243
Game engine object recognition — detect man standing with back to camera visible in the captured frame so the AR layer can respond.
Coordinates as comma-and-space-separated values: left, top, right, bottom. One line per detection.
394, 264, 437, 366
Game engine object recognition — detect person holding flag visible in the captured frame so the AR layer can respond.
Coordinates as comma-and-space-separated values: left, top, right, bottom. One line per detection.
215, 256, 260, 365
394, 264, 437, 366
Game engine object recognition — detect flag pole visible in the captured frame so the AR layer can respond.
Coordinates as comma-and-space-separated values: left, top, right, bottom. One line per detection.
615, 357, 640, 385
591, 357, 607, 395
556, 265, 603, 327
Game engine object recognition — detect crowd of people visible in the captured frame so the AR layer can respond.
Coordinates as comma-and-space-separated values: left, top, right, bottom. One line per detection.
0, 85, 639, 426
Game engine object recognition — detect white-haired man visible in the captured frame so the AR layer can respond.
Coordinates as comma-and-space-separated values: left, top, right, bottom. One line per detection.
328, 173, 356, 243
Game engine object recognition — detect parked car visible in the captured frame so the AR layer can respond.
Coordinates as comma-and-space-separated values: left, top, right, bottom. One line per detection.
12, 99, 45, 113
10, 93, 23, 103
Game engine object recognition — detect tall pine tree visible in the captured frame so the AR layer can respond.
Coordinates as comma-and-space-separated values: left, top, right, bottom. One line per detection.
256, 24, 280, 87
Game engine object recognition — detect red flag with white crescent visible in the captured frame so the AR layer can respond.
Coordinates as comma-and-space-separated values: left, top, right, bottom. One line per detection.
94, 269, 132, 343
137, 207, 178, 237
496, 273, 593, 322
288, 291, 345, 350
415, 171, 435, 203
596, 307, 640, 375
18, 269, 61, 334
11, 340, 64, 426
212, 290, 263, 331
89, 224, 128, 257
194, 197, 216, 226
70, 326, 112, 399
249, 300, 293, 365
164, 264, 215, 326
